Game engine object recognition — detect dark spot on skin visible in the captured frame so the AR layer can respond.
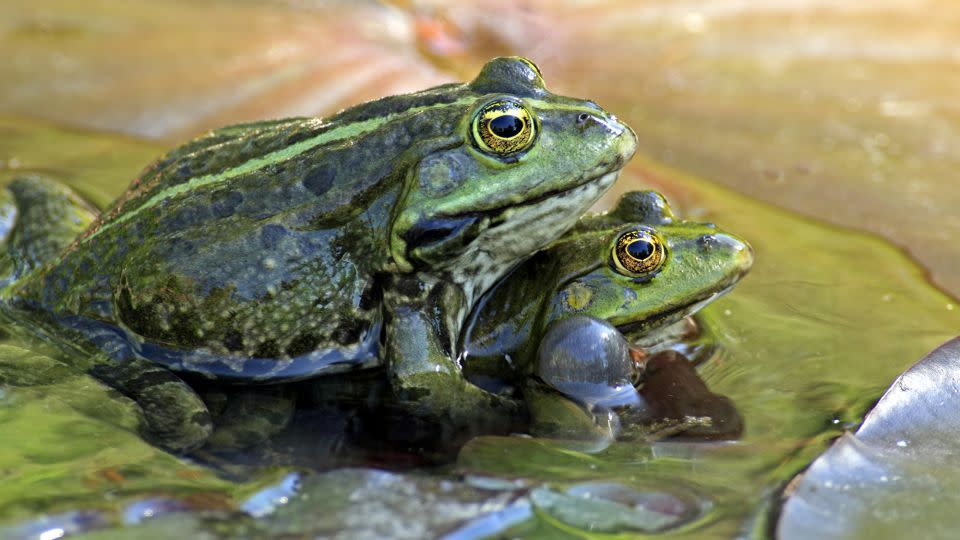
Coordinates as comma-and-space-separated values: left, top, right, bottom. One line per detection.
167, 308, 205, 348
333, 319, 364, 346
260, 224, 288, 249
211, 190, 243, 218
358, 283, 382, 311
285, 129, 314, 146
285, 332, 320, 357
177, 239, 196, 255
176, 163, 193, 181
222, 330, 244, 352
303, 164, 335, 197
253, 339, 281, 359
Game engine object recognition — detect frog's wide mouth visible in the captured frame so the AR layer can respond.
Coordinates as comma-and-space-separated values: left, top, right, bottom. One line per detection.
495, 168, 621, 215
403, 168, 620, 260
613, 281, 739, 336
469, 165, 622, 222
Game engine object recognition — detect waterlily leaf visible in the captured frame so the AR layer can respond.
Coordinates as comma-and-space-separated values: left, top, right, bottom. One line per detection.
0, 341, 233, 524
0, 1, 447, 141
778, 337, 960, 540
0, 117, 161, 206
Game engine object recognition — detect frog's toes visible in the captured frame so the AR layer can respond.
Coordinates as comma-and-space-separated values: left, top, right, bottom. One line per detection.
135, 380, 213, 452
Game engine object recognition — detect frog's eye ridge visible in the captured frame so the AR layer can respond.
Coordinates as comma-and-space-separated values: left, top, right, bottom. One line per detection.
612, 228, 666, 277
472, 99, 537, 156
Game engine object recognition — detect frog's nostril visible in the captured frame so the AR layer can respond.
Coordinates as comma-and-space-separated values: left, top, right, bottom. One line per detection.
577, 112, 626, 137
698, 234, 719, 250
700, 233, 755, 271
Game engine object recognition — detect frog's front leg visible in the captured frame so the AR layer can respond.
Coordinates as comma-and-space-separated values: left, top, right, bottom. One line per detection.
383, 277, 524, 435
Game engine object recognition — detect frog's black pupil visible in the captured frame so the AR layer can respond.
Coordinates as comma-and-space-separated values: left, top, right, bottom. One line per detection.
626, 239, 655, 260
490, 115, 524, 138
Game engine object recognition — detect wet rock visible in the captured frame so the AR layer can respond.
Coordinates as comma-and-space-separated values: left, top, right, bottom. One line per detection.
122, 497, 193, 524
240, 472, 301, 518
633, 350, 743, 440
530, 481, 702, 533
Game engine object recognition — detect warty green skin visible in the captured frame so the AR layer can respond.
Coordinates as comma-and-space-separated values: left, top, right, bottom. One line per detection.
0, 57, 637, 451
461, 190, 754, 392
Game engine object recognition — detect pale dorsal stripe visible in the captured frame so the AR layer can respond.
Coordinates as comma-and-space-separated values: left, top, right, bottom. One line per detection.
80, 96, 476, 245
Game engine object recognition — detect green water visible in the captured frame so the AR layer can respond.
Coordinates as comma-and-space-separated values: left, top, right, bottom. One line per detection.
0, 119, 956, 537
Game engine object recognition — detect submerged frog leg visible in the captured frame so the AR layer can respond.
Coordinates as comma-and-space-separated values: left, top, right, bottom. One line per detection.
384, 280, 524, 436
202, 387, 296, 450
4, 175, 98, 278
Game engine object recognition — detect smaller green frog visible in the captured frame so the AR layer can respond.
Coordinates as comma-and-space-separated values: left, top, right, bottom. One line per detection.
461, 190, 753, 393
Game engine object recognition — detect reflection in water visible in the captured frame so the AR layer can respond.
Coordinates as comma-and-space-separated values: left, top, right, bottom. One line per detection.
190, 314, 742, 475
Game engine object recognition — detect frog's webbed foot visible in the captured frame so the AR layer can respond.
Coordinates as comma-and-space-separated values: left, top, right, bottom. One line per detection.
202, 387, 295, 450
385, 305, 525, 439
2, 175, 98, 279
89, 357, 212, 452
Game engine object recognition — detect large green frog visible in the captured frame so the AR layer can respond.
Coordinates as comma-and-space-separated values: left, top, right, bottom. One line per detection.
462, 190, 753, 394
0, 57, 637, 451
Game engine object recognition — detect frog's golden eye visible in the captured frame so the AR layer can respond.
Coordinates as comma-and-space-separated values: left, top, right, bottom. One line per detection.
471, 100, 537, 156
612, 229, 666, 277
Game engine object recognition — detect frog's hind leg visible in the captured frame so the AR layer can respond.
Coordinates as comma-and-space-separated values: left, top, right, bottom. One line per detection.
3, 175, 98, 279
89, 356, 213, 452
